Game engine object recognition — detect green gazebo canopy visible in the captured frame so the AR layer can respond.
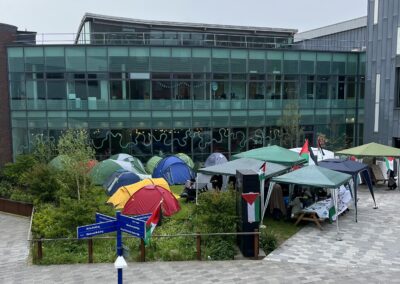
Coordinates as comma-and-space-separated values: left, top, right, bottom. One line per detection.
271, 165, 352, 189
232, 145, 307, 166
336, 142, 400, 157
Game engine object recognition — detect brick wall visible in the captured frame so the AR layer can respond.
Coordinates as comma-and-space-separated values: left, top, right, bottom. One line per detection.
0, 25, 16, 168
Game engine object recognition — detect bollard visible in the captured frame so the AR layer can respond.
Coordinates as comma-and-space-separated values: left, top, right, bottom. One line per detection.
88, 239, 93, 263
37, 239, 43, 261
196, 232, 201, 260
140, 239, 146, 262
253, 229, 259, 260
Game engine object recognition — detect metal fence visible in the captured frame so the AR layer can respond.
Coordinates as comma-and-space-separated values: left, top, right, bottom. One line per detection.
29, 230, 260, 263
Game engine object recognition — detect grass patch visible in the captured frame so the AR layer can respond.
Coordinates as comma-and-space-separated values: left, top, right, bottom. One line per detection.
263, 217, 303, 246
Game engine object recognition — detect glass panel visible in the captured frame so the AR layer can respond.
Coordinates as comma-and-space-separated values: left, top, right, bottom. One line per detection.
231, 82, 246, 99
316, 53, 331, 75
300, 52, 315, 74
66, 47, 86, 71
248, 82, 265, 99
26, 80, 46, 109
332, 53, 346, 75
283, 52, 299, 74
172, 129, 192, 153
212, 81, 229, 100
87, 47, 107, 71
212, 128, 229, 154
109, 47, 129, 71
266, 51, 282, 74
25, 47, 44, 72
8, 48, 24, 72
152, 81, 171, 100
283, 81, 298, 100
347, 54, 358, 75
45, 47, 65, 72
193, 81, 210, 100
172, 81, 191, 99
153, 129, 172, 155
231, 128, 247, 153
129, 47, 150, 72
129, 80, 150, 100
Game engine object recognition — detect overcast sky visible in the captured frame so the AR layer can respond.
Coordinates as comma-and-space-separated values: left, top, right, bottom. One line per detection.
0, 0, 367, 34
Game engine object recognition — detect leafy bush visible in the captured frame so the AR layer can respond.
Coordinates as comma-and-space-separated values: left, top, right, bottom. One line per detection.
193, 191, 237, 233
1, 154, 37, 186
0, 180, 13, 198
260, 227, 278, 255
204, 238, 235, 260
21, 164, 61, 205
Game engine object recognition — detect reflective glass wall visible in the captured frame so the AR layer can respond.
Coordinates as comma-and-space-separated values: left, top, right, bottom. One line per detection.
8, 46, 364, 161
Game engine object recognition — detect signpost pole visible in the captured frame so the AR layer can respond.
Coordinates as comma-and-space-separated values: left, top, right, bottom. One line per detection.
116, 212, 123, 284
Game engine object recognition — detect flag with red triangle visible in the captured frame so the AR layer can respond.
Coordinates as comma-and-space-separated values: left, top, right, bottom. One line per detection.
258, 162, 267, 181
299, 139, 314, 165
144, 202, 162, 245
241, 193, 260, 223
385, 157, 394, 171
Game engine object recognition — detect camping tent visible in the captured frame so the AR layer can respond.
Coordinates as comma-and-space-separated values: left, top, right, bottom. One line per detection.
319, 159, 377, 221
102, 170, 141, 196
290, 147, 335, 161
204, 153, 228, 167
269, 165, 353, 238
175, 153, 195, 169
122, 185, 180, 216
152, 156, 195, 185
48, 155, 70, 170
197, 153, 228, 190
232, 145, 307, 166
110, 153, 148, 175
90, 159, 150, 185
146, 156, 162, 174
107, 178, 171, 209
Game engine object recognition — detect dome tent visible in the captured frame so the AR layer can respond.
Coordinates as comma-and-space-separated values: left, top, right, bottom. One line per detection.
110, 153, 148, 174
102, 169, 141, 196
152, 156, 195, 185
48, 155, 71, 170
204, 152, 228, 167
175, 153, 195, 168
146, 156, 162, 174
90, 159, 150, 185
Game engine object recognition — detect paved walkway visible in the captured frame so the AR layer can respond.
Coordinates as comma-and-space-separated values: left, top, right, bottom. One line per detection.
1, 186, 400, 283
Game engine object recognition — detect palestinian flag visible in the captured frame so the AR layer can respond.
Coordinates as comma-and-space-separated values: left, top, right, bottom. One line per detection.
242, 193, 260, 223
299, 139, 310, 162
258, 162, 267, 181
144, 203, 161, 245
385, 157, 394, 171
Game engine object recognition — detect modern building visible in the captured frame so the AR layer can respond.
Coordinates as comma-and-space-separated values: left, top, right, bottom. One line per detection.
364, 0, 400, 148
3, 11, 372, 166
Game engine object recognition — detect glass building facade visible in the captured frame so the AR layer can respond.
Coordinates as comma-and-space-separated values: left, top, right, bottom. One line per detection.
7, 45, 365, 162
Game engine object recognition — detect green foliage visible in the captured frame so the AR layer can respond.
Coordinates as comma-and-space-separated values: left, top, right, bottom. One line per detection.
21, 164, 60, 205
56, 129, 95, 200
33, 187, 113, 238
0, 180, 13, 198
31, 134, 56, 164
260, 227, 278, 255
193, 191, 237, 233
204, 238, 235, 260
1, 154, 37, 186
278, 103, 304, 148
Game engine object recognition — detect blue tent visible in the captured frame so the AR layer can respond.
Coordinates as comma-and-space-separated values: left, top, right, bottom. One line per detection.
152, 156, 195, 185
318, 159, 377, 221
102, 169, 141, 196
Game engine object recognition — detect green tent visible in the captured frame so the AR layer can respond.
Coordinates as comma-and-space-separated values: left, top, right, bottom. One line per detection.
267, 165, 353, 238
271, 165, 352, 188
232, 145, 307, 166
146, 156, 162, 174
175, 153, 195, 169
89, 159, 133, 185
110, 153, 148, 174
336, 142, 400, 157
48, 155, 71, 170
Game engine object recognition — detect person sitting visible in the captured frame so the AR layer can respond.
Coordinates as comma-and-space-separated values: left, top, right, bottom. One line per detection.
180, 179, 194, 198
186, 178, 197, 202
210, 174, 223, 191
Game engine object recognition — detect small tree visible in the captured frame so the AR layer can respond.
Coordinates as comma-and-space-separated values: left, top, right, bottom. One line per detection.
31, 134, 56, 164
278, 103, 304, 148
57, 129, 95, 200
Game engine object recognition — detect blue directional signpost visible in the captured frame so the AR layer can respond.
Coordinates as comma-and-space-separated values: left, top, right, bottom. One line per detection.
77, 212, 149, 284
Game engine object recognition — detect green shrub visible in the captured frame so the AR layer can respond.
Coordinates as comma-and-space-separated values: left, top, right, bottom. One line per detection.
1, 154, 37, 186
193, 191, 237, 233
260, 227, 278, 255
0, 180, 13, 198
204, 238, 236, 260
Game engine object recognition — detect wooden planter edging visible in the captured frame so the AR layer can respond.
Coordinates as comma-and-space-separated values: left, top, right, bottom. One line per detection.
0, 198, 33, 217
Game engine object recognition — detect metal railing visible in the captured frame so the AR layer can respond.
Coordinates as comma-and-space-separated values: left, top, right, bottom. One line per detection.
29, 230, 260, 263
12, 32, 366, 52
